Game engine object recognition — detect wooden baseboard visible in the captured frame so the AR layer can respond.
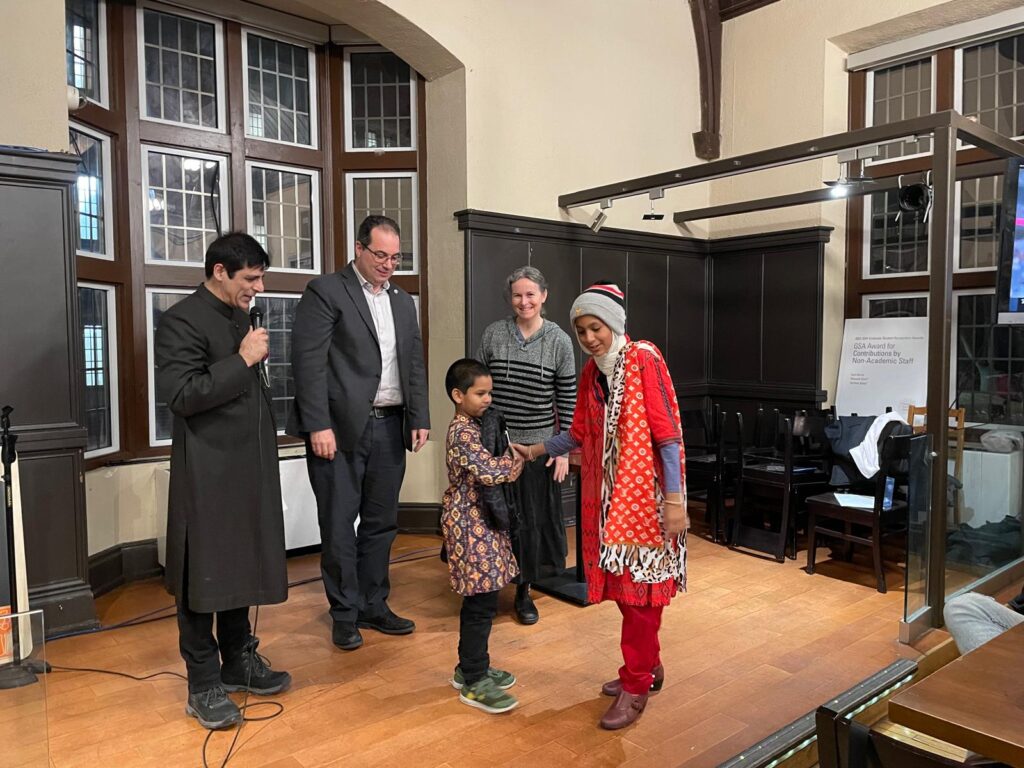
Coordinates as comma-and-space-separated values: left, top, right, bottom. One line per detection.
398, 503, 441, 534
88, 539, 163, 598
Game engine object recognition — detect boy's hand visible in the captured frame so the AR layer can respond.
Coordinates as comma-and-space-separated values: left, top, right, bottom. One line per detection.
509, 455, 524, 481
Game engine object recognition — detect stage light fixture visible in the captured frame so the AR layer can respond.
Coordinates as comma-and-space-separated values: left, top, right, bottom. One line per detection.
643, 189, 665, 220
589, 209, 608, 232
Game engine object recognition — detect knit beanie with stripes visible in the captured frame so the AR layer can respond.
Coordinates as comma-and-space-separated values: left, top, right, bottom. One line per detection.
569, 282, 626, 335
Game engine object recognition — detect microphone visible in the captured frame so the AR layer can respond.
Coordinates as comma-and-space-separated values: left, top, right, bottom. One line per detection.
249, 306, 270, 388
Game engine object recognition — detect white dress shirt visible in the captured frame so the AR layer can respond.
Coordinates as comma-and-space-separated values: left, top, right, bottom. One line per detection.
355, 266, 403, 407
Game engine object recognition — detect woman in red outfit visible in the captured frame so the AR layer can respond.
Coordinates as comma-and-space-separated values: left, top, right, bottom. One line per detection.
514, 282, 688, 730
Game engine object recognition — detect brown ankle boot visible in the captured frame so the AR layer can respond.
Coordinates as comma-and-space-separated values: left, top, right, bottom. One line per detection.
599, 690, 649, 730
600, 664, 665, 697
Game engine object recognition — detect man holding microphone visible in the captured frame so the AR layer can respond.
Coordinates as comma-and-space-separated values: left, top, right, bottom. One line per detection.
156, 232, 291, 730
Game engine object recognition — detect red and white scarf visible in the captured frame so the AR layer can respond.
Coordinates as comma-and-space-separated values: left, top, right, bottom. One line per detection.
598, 341, 686, 584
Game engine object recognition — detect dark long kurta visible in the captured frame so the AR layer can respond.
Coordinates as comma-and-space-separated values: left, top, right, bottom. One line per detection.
155, 285, 288, 613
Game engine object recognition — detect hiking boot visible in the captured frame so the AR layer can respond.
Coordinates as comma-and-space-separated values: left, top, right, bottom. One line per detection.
357, 607, 415, 635
601, 664, 665, 696
459, 676, 519, 714
186, 685, 242, 730
220, 637, 292, 695
450, 666, 517, 690
514, 584, 539, 625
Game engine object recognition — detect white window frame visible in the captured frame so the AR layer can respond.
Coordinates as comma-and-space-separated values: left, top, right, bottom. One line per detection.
70, 121, 115, 260
68, 0, 110, 107
861, 189, 931, 280
951, 287, 997, 414
241, 28, 318, 149
861, 291, 929, 318
245, 160, 321, 274
953, 178, 1001, 274
864, 54, 937, 167
79, 281, 120, 458
142, 144, 230, 267
343, 45, 418, 153
953, 39, 1024, 153
136, 0, 227, 133
252, 291, 301, 435
146, 287, 191, 447
345, 170, 419, 275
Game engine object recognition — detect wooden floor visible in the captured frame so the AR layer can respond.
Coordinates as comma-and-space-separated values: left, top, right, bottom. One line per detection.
9, 522, 929, 768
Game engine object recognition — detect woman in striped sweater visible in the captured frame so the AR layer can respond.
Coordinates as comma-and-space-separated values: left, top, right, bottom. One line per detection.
477, 266, 577, 625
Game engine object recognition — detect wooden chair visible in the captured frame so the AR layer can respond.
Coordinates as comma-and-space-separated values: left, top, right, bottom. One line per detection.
804, 432, 914, 593
906, 405, 966, 526
731, 412, 831, 562
682, 406, 717, 534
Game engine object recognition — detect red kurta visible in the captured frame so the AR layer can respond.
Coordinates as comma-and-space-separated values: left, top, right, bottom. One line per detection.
570, 342, 683, 607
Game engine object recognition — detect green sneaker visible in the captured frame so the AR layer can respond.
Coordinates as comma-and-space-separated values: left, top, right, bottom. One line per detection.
450, 666, 516, 690
459, 677, 519, 714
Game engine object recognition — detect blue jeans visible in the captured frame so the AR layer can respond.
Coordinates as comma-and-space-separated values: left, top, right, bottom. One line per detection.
943, 592, 1024, 654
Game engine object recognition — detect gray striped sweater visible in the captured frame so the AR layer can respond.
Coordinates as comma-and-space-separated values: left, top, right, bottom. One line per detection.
477, 317, 577, 444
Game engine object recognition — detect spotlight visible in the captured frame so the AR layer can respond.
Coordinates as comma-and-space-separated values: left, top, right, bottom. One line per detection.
643, 189, 665, 220
589, 209, 608, 232
66, 85, 87, 112
895, 172, 933, 222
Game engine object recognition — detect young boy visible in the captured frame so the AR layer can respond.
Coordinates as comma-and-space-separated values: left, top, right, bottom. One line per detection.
442, 358, 524, 713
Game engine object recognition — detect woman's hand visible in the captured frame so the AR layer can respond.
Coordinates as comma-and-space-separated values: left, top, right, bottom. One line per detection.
662, 491, 689, 535
551, 455, 569, 483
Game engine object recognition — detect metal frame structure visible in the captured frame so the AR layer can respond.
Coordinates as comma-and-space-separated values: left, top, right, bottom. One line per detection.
559, 110, 1024, 634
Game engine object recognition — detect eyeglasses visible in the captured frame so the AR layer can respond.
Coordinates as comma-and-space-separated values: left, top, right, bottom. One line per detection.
358, 243, 402, 266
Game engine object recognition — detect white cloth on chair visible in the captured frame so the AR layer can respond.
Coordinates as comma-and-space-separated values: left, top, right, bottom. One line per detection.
850, 412, 907, 479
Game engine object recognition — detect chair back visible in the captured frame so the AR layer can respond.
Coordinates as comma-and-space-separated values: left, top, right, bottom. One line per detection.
681, 407, 712, 453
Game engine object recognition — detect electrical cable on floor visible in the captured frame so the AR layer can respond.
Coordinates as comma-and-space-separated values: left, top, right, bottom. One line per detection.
46, 545, 442, 766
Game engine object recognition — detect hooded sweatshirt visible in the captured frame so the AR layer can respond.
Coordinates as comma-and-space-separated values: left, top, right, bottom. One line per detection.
477, 317, 577, 444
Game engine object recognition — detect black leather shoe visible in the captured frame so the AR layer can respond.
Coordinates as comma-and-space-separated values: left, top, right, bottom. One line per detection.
220, 636, 292, 695
514, 584, 539, 625
356, 608, 415, 635
186, 685, 242, 730
332, 621, 363, 650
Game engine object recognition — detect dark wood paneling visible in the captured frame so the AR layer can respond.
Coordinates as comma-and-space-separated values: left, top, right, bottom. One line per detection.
581, 247, 627, 298
668, 256, 708, 384
88, 539, 162, 598
628, 251, 669, 354
719, 0, 782, 20
465, 234, 530, 354
762, 247, 821, 387
529, 240, 581, 343
0, 184, 78, 430
711, 252, 762, 382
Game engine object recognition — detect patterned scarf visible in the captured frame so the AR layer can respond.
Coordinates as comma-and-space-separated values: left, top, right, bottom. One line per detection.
597, 341, 685, 584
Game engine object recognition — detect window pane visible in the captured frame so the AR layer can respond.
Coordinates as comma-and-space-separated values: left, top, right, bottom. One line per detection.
246, 35, 314, 146
66, 0, 101, 102
866, 296, 927, 319
348, 175, 416, 272
955, 293, 1024, 425
348, 51, 414, 149
962, 33, 1024, 139
871, 58, 933, 160
252, 295, 299, 428
868, 188, 929, 275
250, 165, 316, 270
142, 8, 219, 128
151, 292, 188, 442
70, 128, 107, 256
959, 175, 1003, 270
79, 286, 113, 452
146, 150, 224, 263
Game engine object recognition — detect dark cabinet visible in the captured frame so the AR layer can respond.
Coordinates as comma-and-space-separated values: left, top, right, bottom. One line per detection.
0, 149, 97, 636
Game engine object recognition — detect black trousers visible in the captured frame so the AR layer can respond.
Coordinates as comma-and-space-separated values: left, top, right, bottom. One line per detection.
458, 590, 500, 685
511, 459, 567, 583
306, 411, 406, 624
176, 599, 251, 694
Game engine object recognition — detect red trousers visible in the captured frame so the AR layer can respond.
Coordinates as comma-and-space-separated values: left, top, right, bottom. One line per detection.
616, 602, 664, 695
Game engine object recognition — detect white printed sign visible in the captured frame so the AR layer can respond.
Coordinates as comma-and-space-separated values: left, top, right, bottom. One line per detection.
835, 317, 929, 418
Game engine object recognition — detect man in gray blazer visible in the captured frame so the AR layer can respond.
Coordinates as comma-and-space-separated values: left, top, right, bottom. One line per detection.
288, 215, 429, 651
